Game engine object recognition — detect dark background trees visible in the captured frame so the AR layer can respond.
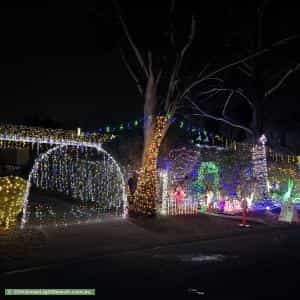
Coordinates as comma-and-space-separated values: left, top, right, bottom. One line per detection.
189, 0, 300, 146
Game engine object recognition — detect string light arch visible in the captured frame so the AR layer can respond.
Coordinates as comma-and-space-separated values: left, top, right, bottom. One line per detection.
21, 143, 127, 228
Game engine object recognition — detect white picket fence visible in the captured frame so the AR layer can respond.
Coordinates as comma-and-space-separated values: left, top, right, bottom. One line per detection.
161, 199, 201, 216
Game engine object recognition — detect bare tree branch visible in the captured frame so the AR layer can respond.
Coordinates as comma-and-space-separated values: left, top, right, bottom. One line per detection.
170, 0, 176, 15
120, 48, 144, 96
187, 97, 253, 135
169, 0, 176, 48
179, 34, 300, 102
197, 87, 228, 96
113, 0, 149, 78
165, 56, 179, 111
180, 16, 196, 58
195, 90, 220, 104
265, 62, 300, 97
242, 62, 253, 73
165, 16, 196, 111
198, 64, 210, 78
235, 88, 254, 108
155, 69, 162, 86
185, 87, 255, 135
204, 77, 224, 83
148, 51, 153, 76
222, 90, 234, 117
257, 0, 272, 49
196, 87, 254, 109
237, 66, 253, 78
144, 74, 158, 118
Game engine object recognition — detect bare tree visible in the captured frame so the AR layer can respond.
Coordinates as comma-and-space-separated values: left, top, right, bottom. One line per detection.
114, 1, 299, 216
114, 1, 198, 216
184, 1, 300, 142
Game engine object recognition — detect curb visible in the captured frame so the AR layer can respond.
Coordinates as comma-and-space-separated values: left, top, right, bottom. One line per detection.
201, 212, 267, 224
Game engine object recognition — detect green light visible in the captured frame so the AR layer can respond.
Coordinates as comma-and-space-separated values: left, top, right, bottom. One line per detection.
194, 161, 220, 193
106, 126, 110, 133
120, 124, 124, 130
283, 179, 294, 202
179, 121, 184, 128
134, 120, 138, 126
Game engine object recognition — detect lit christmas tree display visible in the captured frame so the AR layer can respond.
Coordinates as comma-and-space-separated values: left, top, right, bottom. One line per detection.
252, 134, 268, 201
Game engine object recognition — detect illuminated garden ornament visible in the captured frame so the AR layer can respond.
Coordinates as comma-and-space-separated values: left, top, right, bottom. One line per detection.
246, 192, 254, 207
159, 170, 169, 215
281, 179, 300, 203
77, 127, 81, 136
259, 134, 267, 145
195, 161, 220, 193
279, 197, 299, 223
252, 134, 268, 201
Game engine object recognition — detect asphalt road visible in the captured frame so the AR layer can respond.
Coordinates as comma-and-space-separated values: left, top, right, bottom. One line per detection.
1, 225, 300, 299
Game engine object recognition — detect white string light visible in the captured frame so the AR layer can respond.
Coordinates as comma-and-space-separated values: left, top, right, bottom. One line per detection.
252, 134, 268, 201
20, 144, 127, 228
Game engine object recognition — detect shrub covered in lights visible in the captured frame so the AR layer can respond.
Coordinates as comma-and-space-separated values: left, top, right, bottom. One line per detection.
165, 146, 252, 197
0, 176, 26, 229
192, 161, 220, 193
269, 178, 300, 203
268, 161, 300, 203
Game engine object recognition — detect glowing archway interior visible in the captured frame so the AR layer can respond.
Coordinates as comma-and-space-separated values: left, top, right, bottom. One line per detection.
21, 143, 127, 228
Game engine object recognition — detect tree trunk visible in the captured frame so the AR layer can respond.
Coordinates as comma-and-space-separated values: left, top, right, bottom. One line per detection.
251, 64, 265, 141
132, 116, 169, 216
252, 106, 264, 143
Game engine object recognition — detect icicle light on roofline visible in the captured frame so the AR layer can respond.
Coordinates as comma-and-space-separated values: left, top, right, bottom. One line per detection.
0, 124, 113, 146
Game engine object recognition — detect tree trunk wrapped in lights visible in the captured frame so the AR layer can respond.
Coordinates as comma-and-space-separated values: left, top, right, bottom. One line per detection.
133, 116, 168, 216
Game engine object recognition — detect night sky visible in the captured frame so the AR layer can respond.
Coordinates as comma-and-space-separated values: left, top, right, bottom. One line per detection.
0, 1, 299, 131
0, 1, 140, 129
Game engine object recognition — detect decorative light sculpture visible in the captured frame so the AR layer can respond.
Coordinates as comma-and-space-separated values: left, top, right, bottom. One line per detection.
77, 127, 82, 137
252, 134, 268, 201
159, 169, 169, 215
